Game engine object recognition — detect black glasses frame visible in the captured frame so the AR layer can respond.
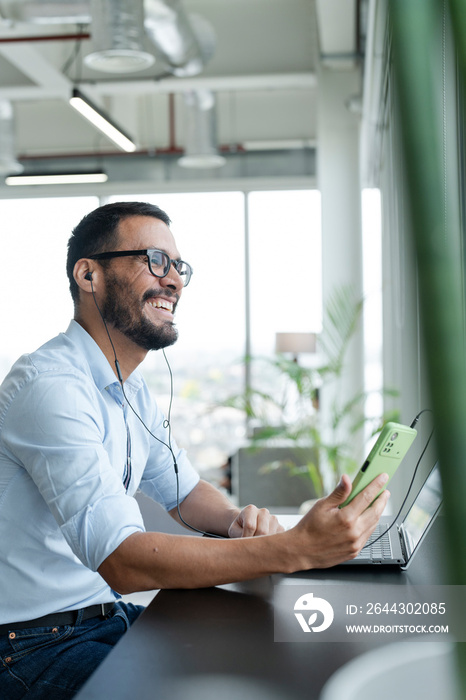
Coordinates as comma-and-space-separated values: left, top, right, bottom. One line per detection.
89, 248, 193, 286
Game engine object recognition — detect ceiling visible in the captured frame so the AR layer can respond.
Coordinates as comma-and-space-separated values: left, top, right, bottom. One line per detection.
0, 0, 360, 185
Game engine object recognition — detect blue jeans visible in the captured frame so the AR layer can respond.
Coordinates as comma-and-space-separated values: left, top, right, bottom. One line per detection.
0, 602, 143, 699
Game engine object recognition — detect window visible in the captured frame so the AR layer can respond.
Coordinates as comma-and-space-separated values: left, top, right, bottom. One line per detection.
0, 190, 321, 483
247, 190, 322, 418
0, 196, 98, 379
248, 190, 322, 355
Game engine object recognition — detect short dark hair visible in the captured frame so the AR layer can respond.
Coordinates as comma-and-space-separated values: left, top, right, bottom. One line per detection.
66, 201, 171, 306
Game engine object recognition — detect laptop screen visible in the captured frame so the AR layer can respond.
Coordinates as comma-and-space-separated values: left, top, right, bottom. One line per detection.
401, 463, 443, 561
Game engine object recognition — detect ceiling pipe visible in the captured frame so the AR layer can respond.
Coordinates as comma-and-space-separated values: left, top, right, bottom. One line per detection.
0, 0, 214, 76
0, 33, 91, 43
167, 93, 183, 154
178, 90, 226, 169
14, 143, 248, 162
144, 1, 216, 77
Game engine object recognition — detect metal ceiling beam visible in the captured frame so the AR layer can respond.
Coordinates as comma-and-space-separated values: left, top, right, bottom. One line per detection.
0, 71, 317, 102
77, 72, 317, 96
0, 42, 106, 108
0, 43, 72, 97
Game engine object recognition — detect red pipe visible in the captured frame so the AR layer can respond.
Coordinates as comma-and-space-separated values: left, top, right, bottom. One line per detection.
16, 144, 244, 161
0, 33, 90, 43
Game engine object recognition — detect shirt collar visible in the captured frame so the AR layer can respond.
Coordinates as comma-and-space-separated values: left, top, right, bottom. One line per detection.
64, 320, 144, 398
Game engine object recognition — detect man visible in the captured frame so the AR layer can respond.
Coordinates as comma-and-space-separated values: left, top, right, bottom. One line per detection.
0, 201, 389, 698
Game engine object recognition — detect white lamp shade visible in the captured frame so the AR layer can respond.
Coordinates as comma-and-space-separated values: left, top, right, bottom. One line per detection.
275, 332, 317, 355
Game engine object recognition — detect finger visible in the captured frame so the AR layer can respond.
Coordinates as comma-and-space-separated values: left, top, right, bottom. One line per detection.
356, 490, 391, 544
271, 518, 285, 534
362, 488, 391, 522
253, 509, 283, 536
238, 505, 258, 538
325, 474, 353, 506
344, 472, 390, 515
227, 520, 244, 538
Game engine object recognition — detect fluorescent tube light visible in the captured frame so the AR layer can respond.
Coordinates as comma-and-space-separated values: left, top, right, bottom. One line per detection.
5, 172, 109, 186
69, 88, 136, 153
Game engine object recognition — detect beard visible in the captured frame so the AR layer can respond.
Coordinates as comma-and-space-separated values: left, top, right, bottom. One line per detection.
101, 270, 179, 351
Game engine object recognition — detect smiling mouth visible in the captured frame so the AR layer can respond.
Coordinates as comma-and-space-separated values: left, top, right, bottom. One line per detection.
146, 298, 174, 314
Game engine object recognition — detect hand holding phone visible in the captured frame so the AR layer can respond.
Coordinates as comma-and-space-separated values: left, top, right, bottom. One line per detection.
341, 421, 417, 507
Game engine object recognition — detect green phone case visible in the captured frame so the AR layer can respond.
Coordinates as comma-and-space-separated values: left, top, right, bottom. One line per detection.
341, 421, 418, 507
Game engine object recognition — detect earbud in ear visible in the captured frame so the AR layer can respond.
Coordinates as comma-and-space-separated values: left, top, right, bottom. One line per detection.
85, 272, 93, 281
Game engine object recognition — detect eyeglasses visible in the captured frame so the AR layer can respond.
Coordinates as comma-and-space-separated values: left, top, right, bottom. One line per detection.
89, 248, 193, 287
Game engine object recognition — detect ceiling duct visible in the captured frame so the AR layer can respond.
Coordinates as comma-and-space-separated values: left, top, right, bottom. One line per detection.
144, 0, 216, 77
178, 90, 225, 169
84, 0, 155, 73
0, 0, 215, 77
0, 100, 23, 175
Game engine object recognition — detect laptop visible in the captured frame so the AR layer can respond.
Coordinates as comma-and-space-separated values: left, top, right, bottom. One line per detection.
278, 462, 443, 570
343, 461, 442, 568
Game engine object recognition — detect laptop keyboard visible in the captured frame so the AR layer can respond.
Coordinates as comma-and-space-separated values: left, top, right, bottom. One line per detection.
356, 523, 393, 560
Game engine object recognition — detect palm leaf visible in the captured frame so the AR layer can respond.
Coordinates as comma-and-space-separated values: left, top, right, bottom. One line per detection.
319, 285, 364, 374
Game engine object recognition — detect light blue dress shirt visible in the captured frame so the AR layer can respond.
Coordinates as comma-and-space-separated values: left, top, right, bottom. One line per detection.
0, 321, 199, 624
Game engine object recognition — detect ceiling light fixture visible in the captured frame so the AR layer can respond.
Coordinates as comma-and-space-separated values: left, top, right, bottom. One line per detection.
5, 171, 108, 186
69, 88, 137, 152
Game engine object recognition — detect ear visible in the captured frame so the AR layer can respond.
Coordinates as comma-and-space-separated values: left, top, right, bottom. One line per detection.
74, 259, 98, 293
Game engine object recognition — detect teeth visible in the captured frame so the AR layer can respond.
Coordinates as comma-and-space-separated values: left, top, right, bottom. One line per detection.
148, 299, 173, 312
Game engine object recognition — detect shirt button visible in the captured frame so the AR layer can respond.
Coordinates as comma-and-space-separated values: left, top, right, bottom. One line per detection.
8, 632, 15, 640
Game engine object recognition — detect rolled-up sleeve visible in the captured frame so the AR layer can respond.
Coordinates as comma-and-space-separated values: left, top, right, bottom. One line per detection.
3, 369, 145, 571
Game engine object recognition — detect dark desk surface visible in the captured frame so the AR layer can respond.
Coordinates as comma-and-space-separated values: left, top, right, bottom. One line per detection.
76, 517, 450, 700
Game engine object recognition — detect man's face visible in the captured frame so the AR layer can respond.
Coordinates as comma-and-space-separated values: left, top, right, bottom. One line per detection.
99, 216, 184, 352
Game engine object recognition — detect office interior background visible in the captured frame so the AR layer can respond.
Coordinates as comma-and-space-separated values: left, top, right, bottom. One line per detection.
0, 0, 460, 505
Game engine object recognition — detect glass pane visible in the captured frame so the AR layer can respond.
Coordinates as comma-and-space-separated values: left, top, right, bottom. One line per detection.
248, 190, 322, 422
248, 190, 322, 356
106, 192, 246, 478
249, 190, 322, 432
0, 196, 99, 381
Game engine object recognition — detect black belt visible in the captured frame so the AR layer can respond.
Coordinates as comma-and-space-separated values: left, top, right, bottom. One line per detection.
0, 602, 115, 634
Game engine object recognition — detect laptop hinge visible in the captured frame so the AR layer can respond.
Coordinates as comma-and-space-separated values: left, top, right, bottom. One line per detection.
397, 523, 408, 560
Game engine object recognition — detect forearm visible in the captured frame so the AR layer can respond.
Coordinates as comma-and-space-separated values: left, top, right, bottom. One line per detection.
169, 479, 240, 536
98, 528, 295, 593
97, 473, 391, 593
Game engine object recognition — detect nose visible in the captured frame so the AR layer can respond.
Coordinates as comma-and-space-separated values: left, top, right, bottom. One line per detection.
160, 262, 183, 293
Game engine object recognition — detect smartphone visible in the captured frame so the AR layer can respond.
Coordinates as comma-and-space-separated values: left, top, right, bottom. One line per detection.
341, 421, 418, 507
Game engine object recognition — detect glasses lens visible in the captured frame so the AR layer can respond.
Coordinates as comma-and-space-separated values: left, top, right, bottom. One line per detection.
149, 250, 170, 276
177, 261, 192, 286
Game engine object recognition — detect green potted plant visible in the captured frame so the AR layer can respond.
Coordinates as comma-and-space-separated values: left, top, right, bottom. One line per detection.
227, 285, 399, 499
